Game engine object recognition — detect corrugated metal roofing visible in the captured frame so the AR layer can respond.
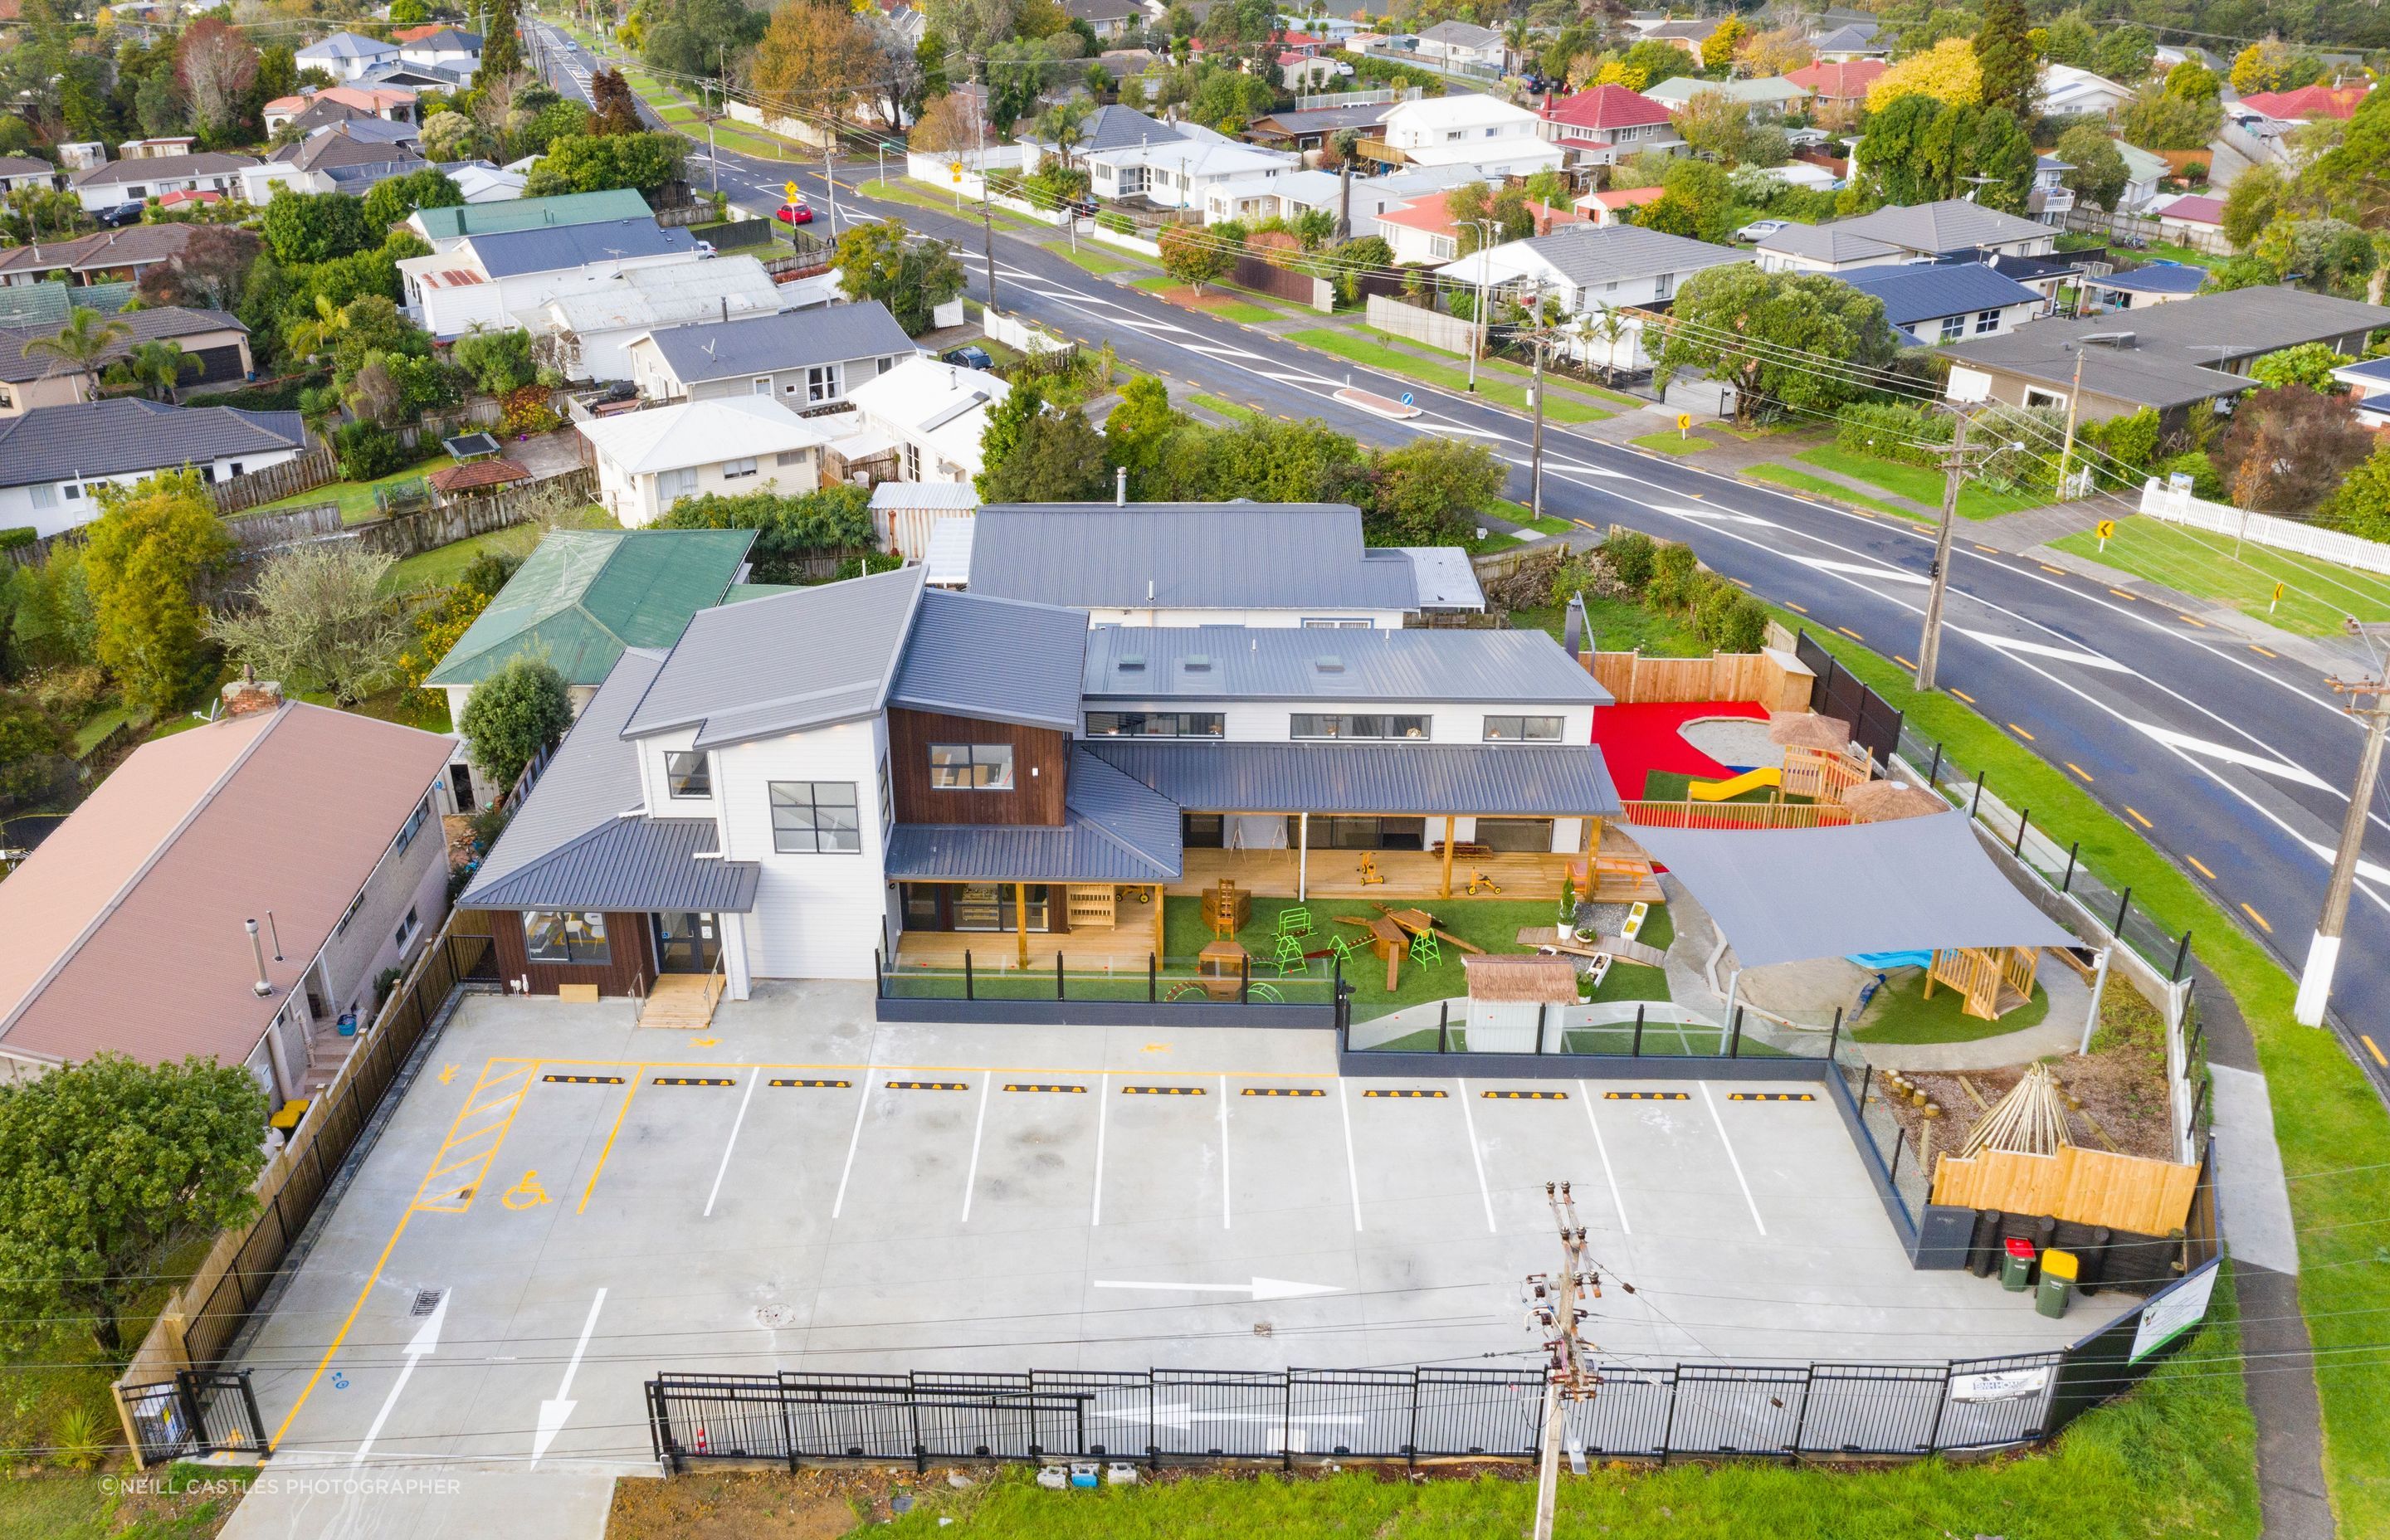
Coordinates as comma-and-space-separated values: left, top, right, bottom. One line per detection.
889, 587, 1087, 730
1400, 547, 1485, 610
1832, 198, 2052, 255
885, 750, 1183, 882
1502, 223, 1742, 289
1085, 740, 1623, 816
1082, 625, 1610, 704
1837, 263, 2045, 326
412, 188, 655, 241
464, 218, 695, 278
642, 301, 915, 383
967, 504, 1423, 611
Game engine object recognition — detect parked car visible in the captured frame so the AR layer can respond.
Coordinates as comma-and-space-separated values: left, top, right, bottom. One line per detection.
97, 201, 145, 228
1734, 219, 1788, 243
693, 239, 716, 256
775, 197, 813, 225
941, 345, 994, 370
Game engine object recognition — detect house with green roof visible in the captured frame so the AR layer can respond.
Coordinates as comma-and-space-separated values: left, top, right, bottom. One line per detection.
406, 188, 657, 251
427, 528, 757, 803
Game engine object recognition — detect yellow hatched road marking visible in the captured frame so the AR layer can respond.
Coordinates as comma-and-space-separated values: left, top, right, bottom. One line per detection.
414, 1061, 535, 1212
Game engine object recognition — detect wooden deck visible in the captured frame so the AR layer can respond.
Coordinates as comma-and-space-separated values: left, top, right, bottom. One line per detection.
1168, 834, 1661, 904
638, 970, 724, 1029
894, 920, 1161, 972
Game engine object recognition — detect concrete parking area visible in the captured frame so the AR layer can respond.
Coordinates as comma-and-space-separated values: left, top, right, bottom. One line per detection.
240, 982, 2131, 1471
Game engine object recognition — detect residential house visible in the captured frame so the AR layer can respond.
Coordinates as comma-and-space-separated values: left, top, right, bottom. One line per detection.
0, 305, 252, 417
0, 155, 56, 194
447, 162, 527, 202
1641, 76, 1812, 119
0, 684, 453, 1109
1807, 24, 1888, 61
1065, 0, 1141, 39
1636, 17, 1728, 62
846, 354, 1012, 484
116, 137, 197, 159
624, 301, 916, 408
273, 95, 420, 144
1437, 223, 1744, 370
1753, 198, 2057, 273
1940, 285, 2390, 425
1413, 20, 1507, 71
2029, 154, 2075, 223
578, 396, 832, 528
1025, 102, 1187, 173
1244, 102, 1396, 155
1368, 95, 1565, 178
2149, 192, 2225, 246
295, 30, 402, 80
1837, 262, 2047, 345
2040, 63, 2134, 118
2114, 140, 2169, 212
459, 562, 1616, 995
534, 256, 789, 383
0, 397, 310, 535
396, 219, 708, 339
946, 503, 1481, 625
1783, 59, 1885, 126
1277, 51, 1352, 92
1537, 85, 1685, 169
1375, 188, 1472, 265
398, 26, 483, 83
1202, 163, 1490, 236
422, 528, 758, 804
357, 60, 469, 92
2232, 84, 2371, 125
241, 123, 428, 201
261, 84, 418, 134
410, 188, 656, 249
1573, 185, 1667, 226
66, 152, 258, 212
2083, 261, 2208, 312
1087, 134, 1300, 211
0, 279, 133, 327
2329, 354, 2390, 428
0, 223, 199, 288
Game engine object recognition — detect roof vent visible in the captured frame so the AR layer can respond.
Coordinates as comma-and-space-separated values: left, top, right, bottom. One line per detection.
1117, 654, 1146, 672
1183, 654, 1213, 673
1314, 655, 1344, 673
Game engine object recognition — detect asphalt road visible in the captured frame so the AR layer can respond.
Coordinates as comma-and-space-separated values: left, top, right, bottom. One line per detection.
527, 21, 2390, 1103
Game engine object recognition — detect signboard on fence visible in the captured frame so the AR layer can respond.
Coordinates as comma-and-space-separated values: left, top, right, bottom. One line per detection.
1949, 1364, 2051, 1402
2129, 1256, 2221, 1364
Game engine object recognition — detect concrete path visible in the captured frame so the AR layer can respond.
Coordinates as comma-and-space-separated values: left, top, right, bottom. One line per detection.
216, 1460, 619, 1540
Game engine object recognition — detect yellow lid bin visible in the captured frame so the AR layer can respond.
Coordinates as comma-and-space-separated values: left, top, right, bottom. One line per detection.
2041, 1249, 2079, 1281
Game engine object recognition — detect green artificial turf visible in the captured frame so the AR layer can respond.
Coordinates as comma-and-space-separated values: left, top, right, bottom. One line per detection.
2049, 516, 2390, 636
1850, 971, 2053, 1043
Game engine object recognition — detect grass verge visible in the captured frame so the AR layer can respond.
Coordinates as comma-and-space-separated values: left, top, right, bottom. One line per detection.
1288, 329, 1610, 423
1188, 392, 1262, 423
2048, 516, 2390, 636
1488, 495, 1572, 536
1745, 462, 1930, 522
1049, 241, 1139, 277
1631, 431, 1707, 455
1363, 325, 1641, 408
1797, 446, 2040, 521
867, 179, 1051, 234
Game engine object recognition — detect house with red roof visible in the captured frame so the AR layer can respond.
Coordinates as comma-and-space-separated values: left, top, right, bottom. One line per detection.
1573, 184, 1666, 227
1536, 85, 1685, 168
2233, 83, 2371, 124
1783, 59, 1885, 125
2150, 192, 2226, 245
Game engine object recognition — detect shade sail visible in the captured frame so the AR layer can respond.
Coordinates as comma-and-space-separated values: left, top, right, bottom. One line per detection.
1623, 811, 2075, 970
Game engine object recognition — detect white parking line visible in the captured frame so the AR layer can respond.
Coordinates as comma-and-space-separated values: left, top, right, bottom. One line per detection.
1218, 1072, 1232, 1230
831, 1070, 876, 1220
1577, 1079, 1631, 1235
1091, 1071, 1110, 1226
1698, 1083, 1767, 1235
1456, 1079, 1496, 1234
961, 1075, 991, 1223
1337, 1079, 1363, 1232
701, 1066, 759, 1218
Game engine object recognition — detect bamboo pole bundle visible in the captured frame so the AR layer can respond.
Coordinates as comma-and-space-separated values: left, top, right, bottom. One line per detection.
1960, 1063, 2075, 1158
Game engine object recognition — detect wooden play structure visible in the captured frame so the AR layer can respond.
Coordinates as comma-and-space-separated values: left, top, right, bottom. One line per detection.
1780, 743, 1872, 803
1202, 878, 1251, 938
1924, 944, 2039, 1020
1960, 1064, 2073, 1157
1929, 1063, 2204, 1236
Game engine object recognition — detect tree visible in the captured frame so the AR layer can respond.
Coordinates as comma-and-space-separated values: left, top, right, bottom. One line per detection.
261, 189, 372, 266
2090, 25, 2155, 87
107, 339, 194, 402
2251, 342, 2353, 392
1158, 222, 1233, 293
1734, 26, 1812, 78
481, 0, 524, 80
206, 545, 408, 706
2254, 217, 2377, 295
642, 0, 764, 80
2305, 90, 2390, 229
1972, 0, 2036, 118
0, 1053, 268, 1357
19, 305, 130, 395
175, 17, 257, 141
81, 470, 232, 716
135, 224, 258, 311
1368, 436, 1504, 545
978, 407, 1111, 501
2222, 165, 2284, 250
2119, 85, 2222, 152
928, 0, 1019, 57
590, 68, 641, 135
2055, 122, 2129, 212
1671, 90, 1788, 168
2215, 386, 2376, 514
388, 0, 429, 22
651, 486, 875, 581
2230, 40, 2294, 96
753, 2, 880, 115
1866, 37, 1981, 112
1617, 39, 1695, 91
1654, 266, 1901, 426
1700, 17, 1747, 69
910, 90, 986, 154
361, 168, 463, 230
461, 655, 573, 791
2326, 442, 2390, 542
0, 691, 71, 810
1104, 374, 1188, 498
2163, 61, 2221, 102
523, 132, 685, 197
974, 378, 1045, 496
453, 328, 537, 394
832, 218, 965, 335
421, 109, 480, 162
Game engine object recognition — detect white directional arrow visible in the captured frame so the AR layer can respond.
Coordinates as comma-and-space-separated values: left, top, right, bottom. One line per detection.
1091, 1277, 1340, 1302
533, 1287, 608, 1464
353, 1291, 446, 1465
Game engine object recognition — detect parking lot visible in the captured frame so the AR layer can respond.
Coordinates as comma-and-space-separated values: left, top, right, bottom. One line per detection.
241, 983, 2130, 1470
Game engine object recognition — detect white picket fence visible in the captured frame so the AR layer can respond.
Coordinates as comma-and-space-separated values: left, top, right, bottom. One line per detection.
983, 309, 1073, 356
1088, 221, 1163, 258
2139, 479, 2390, 578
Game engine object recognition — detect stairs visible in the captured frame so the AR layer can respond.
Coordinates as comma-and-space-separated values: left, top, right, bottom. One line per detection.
300, 1026, 353, 1097
639, 971, 724, 1030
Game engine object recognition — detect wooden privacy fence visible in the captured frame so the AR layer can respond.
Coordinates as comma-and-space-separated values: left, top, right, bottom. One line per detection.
1930, 1144, 2202, 1238
210, 447, 335, 516
1588, 648, 1813, 710
1620, 799, 1856, 830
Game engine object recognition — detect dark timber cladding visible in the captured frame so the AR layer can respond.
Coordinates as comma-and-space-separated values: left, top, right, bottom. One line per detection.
488, 909, 656, 997
887, 706, 1068, 826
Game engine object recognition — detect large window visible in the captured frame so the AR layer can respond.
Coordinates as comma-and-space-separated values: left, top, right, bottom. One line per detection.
666, 750, 710, 798
1483, 715, 1563, 742
1939, 314, 1966, 342
525, 911, 609, 965
929, 743, 1015, 790
393, 796, 432, 854
657, 466, 698, 504
807, 363, 841, 402
1085, 711, 1224, 738
1290, 714, 1429, 740
770, 782, 861, 852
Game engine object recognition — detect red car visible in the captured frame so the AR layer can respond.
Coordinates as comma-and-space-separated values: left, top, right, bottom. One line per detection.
775, 197, 813, 225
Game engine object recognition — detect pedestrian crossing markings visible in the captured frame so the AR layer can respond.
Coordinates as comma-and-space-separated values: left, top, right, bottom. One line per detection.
544, 1074, 624, 1084
1363, 1089, 1447, 1099
1729, 1092, 1814, 1102
652, 1076, 738, 1087
771, 1078, 851, 1089
1606, 1091, 1689, 1100
1241, 1088, 1325, 1097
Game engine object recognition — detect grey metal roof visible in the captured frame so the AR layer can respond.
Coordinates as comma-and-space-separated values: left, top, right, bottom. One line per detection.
1622, 813, 2071, 969
623, 564, 925, 748
297, 30, 397, 58
1085, 740, 1623, 816
1251, 104, 1396, 137
1509, 224, 1743, 288
1081, 624, 1610, 704
1809, 25, 1885, 50
0, 397, 306, 489
2098, 263, 2207, 295
0, 305, 244, 385
1832, 199, 2052, 256
1753, 223, 1904, 264
885, 750, 1183, 883
889, 587, 1088, 731
69, 152, 259, 188
1419, 19, 1503, 44
466, 219, 694, 278
1836, 264, 2044, 326
967, 504, 1426, 612
641, 302, 915, 384
1080, 105, 1187, 153
462, 650, 762, 913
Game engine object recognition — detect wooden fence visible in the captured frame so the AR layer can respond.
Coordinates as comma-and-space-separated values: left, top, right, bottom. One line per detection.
209, 447, 335, 517
1929, 1143, 2202, 1238
1619, 799, 1856, 830
1588, 649, 1813, 710
1232, 250, 1334, 314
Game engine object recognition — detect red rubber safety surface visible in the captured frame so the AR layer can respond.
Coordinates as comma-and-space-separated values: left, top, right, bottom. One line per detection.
1590, 700, 1768, 798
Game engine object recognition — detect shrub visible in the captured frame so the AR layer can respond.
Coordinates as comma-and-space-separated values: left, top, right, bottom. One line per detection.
0, 527, 33, 553
1835, 401, 1951, 470
30, 665, 107, 721
1098, 211, 1134, 234
332, 420, 405, 480
51, 1404, 109, 1470
1602, 530, 1657, 593
499, 383, 560, 436
2161, 448, 2224, 500
1646, 543, 1700, 610
459, 655, 572, 791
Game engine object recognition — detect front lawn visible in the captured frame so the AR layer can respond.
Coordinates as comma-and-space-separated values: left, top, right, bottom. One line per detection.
1797, 446, 2041, 521
2048, 515, 2390, 636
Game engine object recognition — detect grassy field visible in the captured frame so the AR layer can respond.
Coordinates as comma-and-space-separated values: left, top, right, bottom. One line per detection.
1850, 972, 2053, 1044
2049, 515, 2390, 636
1745, 462, 1931, 521
253, 455, 455, 524
1287, 329, 1611, 424
1797, 446, 2042, 521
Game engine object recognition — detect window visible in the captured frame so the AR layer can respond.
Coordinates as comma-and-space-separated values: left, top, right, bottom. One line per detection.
904, 441, 922, 480
2025, 387, 2066, 410
1974, 308, 2000, 334
777, 449, 810, 468
63, 484, 81, 501
335, 889, 367, 936
1483, 715, 1563, 741
666, 749, 710, 798
1444, 129, 1465, 141
393, 796, 432, 855
0, 385, 11, 408
657, 465, 698, 504
229, 461, 244, 476
29, 482, 52, 508
524, 910, 610, 964
1085, 711, 1224, 738
1429, 234, 1456, 261
770, 781, 861, 852
929, 743, 1015, 790
877, 753, 893, 834
1939, 314, 1966, 342
1290, 714, 1429, 740
1302, 617, 1371, 628
393, 905, 421, 952
1653, 273, 1675, 301
807, 363, 841, 402
720, 456, 758, 480
752, 377, 772, 396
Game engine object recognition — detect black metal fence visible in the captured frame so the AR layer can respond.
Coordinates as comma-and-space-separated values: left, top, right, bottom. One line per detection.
1794, 630, 1905, 767
875, 948, 1345, 1029
119, 1370, 267, 1465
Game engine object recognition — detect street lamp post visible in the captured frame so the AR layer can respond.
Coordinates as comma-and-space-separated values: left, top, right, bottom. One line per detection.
1463, 217, 1500, 393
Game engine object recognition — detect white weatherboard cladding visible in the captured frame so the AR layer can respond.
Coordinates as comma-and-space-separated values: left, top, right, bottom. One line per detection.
1088, 699, 1595, 745
637, 724, 717, 824
716, 718, 889, 981
1080, 607, 1410, 628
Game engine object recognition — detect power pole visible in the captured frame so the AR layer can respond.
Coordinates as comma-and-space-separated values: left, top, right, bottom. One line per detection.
973, 61, 999, 316
1529, 275, 1547, 524
2055, 332, 2134, 501
1912, 410, 1975, 693
2296, 655, 2390, 1025
1525, 1182, 1600, 1540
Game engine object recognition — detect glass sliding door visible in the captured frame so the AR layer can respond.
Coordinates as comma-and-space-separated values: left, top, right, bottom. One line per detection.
652, 913, 720, 972
947, 883, 1051, 932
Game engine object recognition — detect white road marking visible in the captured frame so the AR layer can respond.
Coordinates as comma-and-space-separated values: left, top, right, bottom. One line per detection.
1797, 555, 1929, 586
961, 1075, 991, 1223
1456, 1079, 1497, 1234
1091, 1070, 1110, 1226
1653, 504, 1775, 527
1218, 1072, 1232, 1230
1337, 1079, 1364, 1232
1091, 1276, 1340, 1301
531, 1289, 606, 1464
1699, 1083, 1767, 1235
830, 1070, 875, 1220
1578, 1080, 1631, 1235
2129, 722, 2335, 791
354, 1291, 445, 1465
701, 1066, 760, 1218
1956, 628, 2138, 674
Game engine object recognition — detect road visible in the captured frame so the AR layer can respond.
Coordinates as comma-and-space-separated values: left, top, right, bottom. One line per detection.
528, 20, 2390, 1101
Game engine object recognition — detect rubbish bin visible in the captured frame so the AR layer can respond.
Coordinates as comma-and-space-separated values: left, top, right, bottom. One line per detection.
2036, 1248, 2079, 1319
2000, 1237, 2036, 1292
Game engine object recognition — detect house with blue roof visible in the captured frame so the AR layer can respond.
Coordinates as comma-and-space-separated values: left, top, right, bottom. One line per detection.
395, 218, 703, 339
2331, 354, 2390, 428
2085, 262, 2208, 314
461, 556, 1620, 1006
1836, 262, 2048, 347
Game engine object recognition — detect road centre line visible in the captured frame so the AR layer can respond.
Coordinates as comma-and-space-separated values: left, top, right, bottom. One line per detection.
1578, 1080, 1631, 1235
700, 1068, 760, 1219
1338, 1080, 1363, 1232
961, 1077, 991, 1223
1456, 1079, 1497, 1234
1699, 1084, 1767, 1235
830, 1070, 876, 1221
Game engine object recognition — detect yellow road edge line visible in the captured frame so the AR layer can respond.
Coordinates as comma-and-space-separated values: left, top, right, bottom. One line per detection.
2008, 723, 2036, 741
2241, 902, 2272, 933
270, 1206, 414, 1450
2126, 806, 2153, 829
2251, 645, 2278, 658
2066, 762, 2093, 782
1784, 602, 1807, 614
1836, 626, 1864, 641
2188, 855, 2217, 880
2362, 1035, 2388, 1068
1950, 689, 1976, 704
1895, 655, 1917, 670
2039, 564, 2067, 576
2178, 614, 2208, 627
2110, 588, 2137, 601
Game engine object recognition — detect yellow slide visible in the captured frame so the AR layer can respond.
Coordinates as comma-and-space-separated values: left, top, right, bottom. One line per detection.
1688, 766, 1782, 802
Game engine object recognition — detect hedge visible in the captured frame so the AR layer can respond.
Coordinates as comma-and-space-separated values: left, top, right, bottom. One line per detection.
1834, 401, 1952, 469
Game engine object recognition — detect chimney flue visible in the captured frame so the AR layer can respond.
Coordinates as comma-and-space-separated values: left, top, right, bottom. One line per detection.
1116, 465, 1127, 505
246, 919, 274, 997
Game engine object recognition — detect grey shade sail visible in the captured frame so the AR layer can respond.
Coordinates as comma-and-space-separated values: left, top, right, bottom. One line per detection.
885, 751, 1183, 884
1085, 740, 1622, 817
1622, 812, 2075, 970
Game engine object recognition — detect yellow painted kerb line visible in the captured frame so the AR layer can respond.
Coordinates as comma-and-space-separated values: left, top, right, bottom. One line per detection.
268, 1206, 415, 1451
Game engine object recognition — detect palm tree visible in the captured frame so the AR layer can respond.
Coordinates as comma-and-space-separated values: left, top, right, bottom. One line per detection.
20, 306, 132, 399
112, 339, 195, 403
1036, 98, 1094, 173
285, 295, 348, 364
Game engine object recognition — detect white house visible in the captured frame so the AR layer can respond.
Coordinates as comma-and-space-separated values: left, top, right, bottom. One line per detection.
1836, 262, 2049, 346
1536, 85, 1685, 169
398, 27, 482, 84
847, 355, 1012, 485
2040, 63, 2134, 118
0, 155, 59, 195
0, 397, 310, 536
1437, 223, 1744, 368
1086, 136, 1299, 210
1373, 95, 1565, 178
448, 162, 527, 202
578, 395, 832, 527
295, 31, 402, 81
535, 256, 790, 383
2028, 154, 2075, 223
396, 219, 709, 339
1640, 76, 1812, 119
1412, 20, 1506, 71
65, 152, 257, 212
622, 301, 917, 407
2114, 140, 2170, 212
